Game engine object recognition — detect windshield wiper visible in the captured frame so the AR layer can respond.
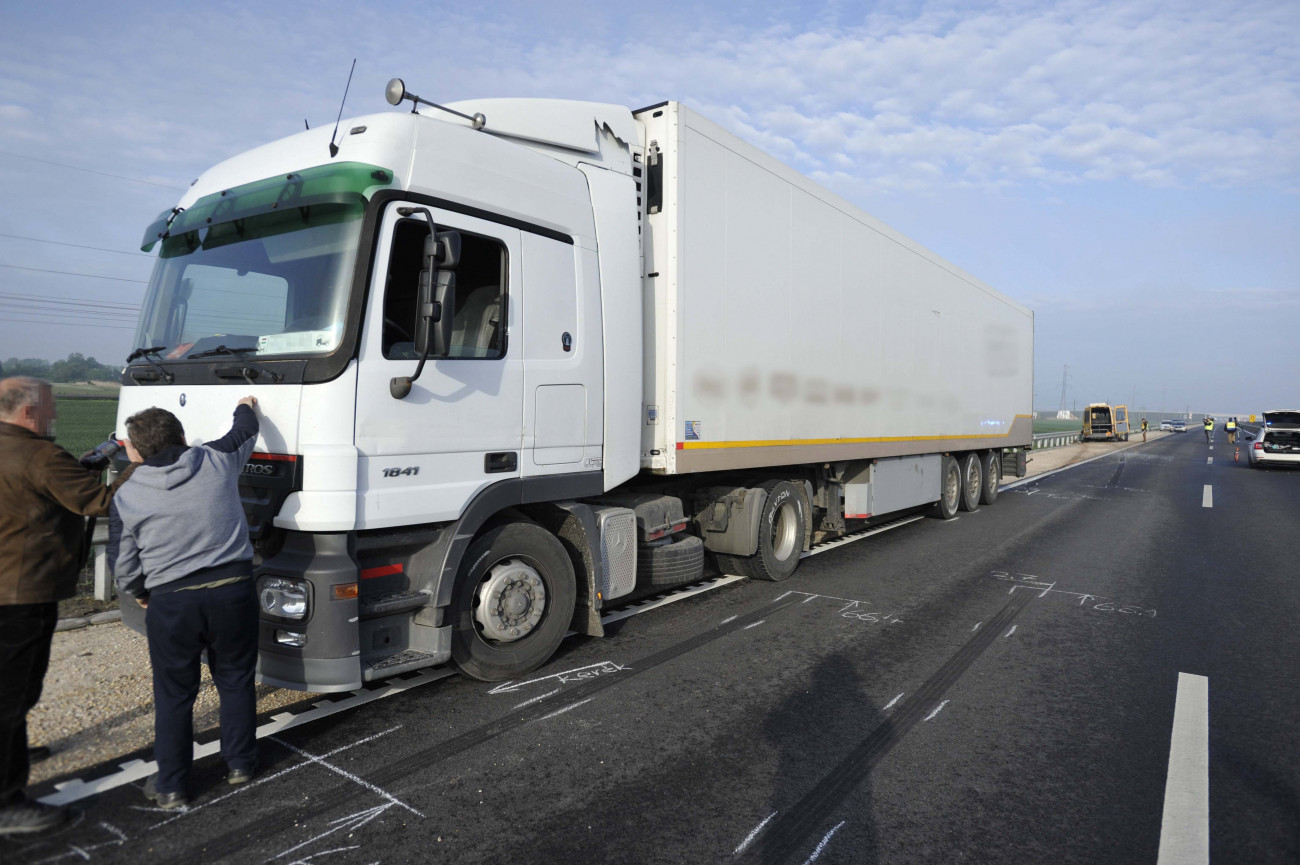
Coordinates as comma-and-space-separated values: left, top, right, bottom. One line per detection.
187, 344, 283, 383
124, 346, 175, 383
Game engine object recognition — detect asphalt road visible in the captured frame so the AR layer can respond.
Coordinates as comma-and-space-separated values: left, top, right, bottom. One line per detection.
6, 431, 1297, 864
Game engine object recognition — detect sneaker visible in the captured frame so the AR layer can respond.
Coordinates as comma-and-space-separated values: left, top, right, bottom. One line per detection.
142, 774, 189, 810
0, 794, 70, 835
225, 765, 257, 786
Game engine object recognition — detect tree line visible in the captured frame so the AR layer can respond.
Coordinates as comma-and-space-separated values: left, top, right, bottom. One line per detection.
1, 353, 121, 383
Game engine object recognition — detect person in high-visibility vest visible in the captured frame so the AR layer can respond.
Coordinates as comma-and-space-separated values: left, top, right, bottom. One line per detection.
1203, 417, 1213, 442
1141, 418, 1148, 442
1225, 416, 1237, 444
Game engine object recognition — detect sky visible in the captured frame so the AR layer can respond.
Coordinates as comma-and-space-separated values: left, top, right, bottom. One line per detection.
0, 0, 1296, 416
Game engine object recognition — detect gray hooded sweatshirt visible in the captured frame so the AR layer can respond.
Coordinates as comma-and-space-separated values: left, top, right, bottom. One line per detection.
110, 405, 258, 597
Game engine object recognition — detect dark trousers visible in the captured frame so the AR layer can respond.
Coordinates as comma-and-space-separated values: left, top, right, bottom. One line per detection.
145, 580, 258, 794
0, 602, 57, 803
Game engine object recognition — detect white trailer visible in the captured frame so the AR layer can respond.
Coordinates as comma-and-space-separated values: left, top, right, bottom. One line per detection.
115, 82, 1032, 691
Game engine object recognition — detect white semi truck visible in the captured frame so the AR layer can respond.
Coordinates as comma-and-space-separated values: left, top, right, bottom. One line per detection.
116, 80, 1034, 691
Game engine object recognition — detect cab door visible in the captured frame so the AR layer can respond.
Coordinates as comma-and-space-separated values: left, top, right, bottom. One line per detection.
353, 202, 523, 529
1115, 405, 1129, 436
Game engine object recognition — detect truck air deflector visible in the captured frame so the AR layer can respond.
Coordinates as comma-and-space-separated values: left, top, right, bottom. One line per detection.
141, 161, 394, 251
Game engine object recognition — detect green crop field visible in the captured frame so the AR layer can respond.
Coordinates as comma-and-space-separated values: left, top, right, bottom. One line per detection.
53, 398, 119, 458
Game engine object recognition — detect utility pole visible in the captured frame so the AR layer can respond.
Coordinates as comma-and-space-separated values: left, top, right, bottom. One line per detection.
1058, 365, 1069, 414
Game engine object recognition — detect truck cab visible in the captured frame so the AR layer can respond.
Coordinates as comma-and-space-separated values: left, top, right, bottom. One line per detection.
1080, 403, 1130, 442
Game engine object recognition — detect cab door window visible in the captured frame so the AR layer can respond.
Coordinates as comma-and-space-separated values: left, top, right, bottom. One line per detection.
381, 218, 508, 360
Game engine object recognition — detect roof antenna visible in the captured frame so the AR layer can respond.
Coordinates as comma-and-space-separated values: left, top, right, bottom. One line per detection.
328, 58, 357, 158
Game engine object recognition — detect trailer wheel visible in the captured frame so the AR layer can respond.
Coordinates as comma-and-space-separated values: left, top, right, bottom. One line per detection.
449, 522, 576, 682
930, 455, 961, 519
639, 533, 705, 588
979, 451, 1000, 505
958, 452, 982, 512
713, 480, 805, 582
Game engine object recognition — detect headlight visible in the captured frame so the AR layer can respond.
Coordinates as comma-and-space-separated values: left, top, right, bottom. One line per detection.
259, 577, 309, 620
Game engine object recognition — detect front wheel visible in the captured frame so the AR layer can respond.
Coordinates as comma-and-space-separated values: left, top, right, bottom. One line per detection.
450, 522, 576, 682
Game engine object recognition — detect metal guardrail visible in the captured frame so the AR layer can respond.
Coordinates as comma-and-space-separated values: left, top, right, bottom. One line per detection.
1032, 431, 1080, 450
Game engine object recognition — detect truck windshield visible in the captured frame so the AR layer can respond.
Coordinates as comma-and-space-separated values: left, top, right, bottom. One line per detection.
132, 202, 363, 360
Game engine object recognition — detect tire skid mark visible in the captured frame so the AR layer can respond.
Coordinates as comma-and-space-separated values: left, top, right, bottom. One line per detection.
175, 592, 806, 862
737, 590, 1034, 865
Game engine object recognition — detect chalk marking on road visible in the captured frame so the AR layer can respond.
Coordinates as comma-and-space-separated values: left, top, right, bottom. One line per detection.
537, 697, 594, 723
281, 845, 363, 864
1156, 672, 1209, 865
923, 701, 950, 722
733, 811, 778, 855
801, 594, 819, 604
719, 614, 739, 624
801, 821, 846, 865
1202, 485, 1213, 508
271, 805, 391, 861
149, 727, 405, 830
971, 622, 982, 631
488, 660, 628, 695
775, 591, 794, 602
1206, 457, 1212, 465
268, 735, 423, 817
882, 693, 903, 711
1004, 625, 1017, 638
30, 822, 128, 865
743, 620, 766, 630
512, 688, 562, 711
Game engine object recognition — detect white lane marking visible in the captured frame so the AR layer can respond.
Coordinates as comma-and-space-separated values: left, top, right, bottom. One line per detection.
42, 672, 445, 808
743, 619, 766, 630
1004, 625, 1017, 638
923, 700, 950, 722
800, 515, 925, 557
1206, 457, 1213, 465
598, 575, 747, 627
734, 811, 778, 855
1202, 485, 1213, 508
882, 692, 904, 711
801, 820, 846, 865
1156, 673, 1209, 865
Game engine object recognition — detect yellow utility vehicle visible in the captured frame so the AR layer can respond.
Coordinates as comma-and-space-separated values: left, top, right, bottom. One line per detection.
1080, 403, 1131, 442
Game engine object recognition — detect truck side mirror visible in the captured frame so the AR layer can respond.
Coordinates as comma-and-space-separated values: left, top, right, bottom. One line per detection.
391, 222, 462, 399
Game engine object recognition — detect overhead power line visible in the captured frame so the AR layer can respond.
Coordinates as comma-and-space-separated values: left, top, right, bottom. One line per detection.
0, 149, 187, 191
0, 232, 154, 258
0, 263, 148, 283
2, 317, 135, 330
0, 291, 140, 311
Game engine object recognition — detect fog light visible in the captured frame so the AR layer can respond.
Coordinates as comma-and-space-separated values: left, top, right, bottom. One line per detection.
259, 576, 309, 620
275, 630, 306, 647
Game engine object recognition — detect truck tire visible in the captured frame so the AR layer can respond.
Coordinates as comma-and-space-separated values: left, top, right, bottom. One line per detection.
978, 451, 1000, 505
958, 452, 982, 512
713, 479, 805, 582
930, 455, 961, 520
638, 533, 705, 589
449, 522, 576, 682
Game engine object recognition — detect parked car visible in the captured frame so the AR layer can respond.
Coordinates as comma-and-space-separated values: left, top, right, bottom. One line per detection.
1170, 419, 1187, 432
1159, 419, 1174, 431
1250, 410, 1300, 468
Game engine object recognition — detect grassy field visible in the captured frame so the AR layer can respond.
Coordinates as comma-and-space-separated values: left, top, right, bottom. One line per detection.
51, 381, 122, 397
54, 397, 119, 458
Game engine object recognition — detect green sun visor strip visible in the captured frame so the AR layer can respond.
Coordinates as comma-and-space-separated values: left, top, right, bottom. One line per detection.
141, 162, 394, 252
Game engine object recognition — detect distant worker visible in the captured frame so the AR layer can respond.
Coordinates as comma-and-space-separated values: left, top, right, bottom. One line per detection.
1141, 418, 1148, 442
1225, 416, 1237, 444
1203, 417, 1213, 443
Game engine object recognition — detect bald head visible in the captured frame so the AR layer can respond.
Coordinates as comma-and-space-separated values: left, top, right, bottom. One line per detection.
0, 377, 56, 436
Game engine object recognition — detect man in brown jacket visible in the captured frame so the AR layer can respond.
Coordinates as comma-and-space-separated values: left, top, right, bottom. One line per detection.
0, 377, 129, 835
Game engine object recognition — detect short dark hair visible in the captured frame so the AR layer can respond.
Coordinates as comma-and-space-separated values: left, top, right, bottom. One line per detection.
125, 407, 187, 459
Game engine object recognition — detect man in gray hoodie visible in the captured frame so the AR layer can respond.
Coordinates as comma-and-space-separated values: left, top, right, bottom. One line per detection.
109, 397, 260, 808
